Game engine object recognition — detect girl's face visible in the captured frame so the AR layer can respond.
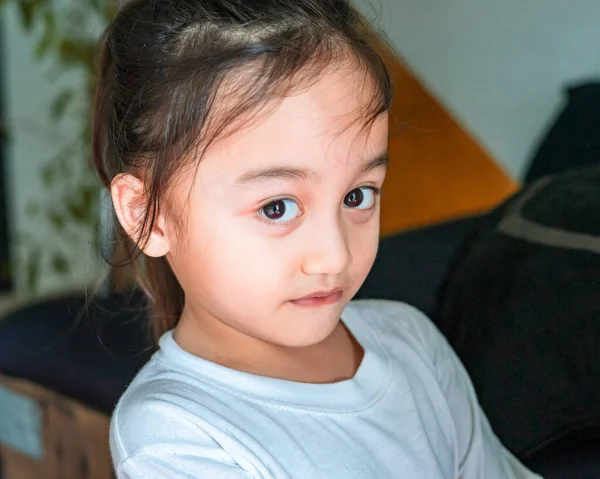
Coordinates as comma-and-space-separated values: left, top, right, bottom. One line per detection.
160, 66, 387, 348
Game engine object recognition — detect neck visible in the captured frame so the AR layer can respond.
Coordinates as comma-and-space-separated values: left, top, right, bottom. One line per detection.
173, 307, 363, 384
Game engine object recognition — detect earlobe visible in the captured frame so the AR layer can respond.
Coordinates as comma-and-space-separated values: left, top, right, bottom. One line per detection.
110, 173, 171, 257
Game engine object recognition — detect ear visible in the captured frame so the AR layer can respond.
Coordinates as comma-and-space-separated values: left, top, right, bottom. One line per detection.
111, 173, 171, 258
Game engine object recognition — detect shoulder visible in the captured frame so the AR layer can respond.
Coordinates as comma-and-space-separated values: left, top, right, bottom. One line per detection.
346, 298, 427, 323
110, 371, 251, 477
346, 301, 542, 479
110, 359, 258, 477
346, 299, 456, 378
110, 359, 220, 462
346, 299, 443, 350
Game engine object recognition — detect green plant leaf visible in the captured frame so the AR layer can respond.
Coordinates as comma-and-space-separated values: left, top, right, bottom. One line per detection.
86, 0, 103, 11
49, 211, 66, 231
50, 88, 74, 120
34, 35, 52, 59
18, 0, 36, 30
14, 0, 112, 290
25, 247, 41, 292
50, 253, 70, 275
62, 184, 99, 225
41, 139, 81, 179
58, 38, 96, 69
65, 194, 87, 223
43, 8, 55, 28
81, 184, 97, 209
0, 258, 12, 284
0, 121, 11, 143
40, 162, 55, 186
34, 10, 57, 59
103, 0, 119, 22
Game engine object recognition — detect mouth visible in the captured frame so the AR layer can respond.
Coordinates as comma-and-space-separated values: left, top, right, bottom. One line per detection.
290, 288, 343, 307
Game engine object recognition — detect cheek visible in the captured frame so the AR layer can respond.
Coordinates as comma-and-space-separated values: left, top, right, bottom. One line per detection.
173, 214, 289, 299
349, 218, 380, 272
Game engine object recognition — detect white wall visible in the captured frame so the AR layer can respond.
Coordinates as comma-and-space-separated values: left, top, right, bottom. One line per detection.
357, 0, 600, 178
2, 3, 105, 295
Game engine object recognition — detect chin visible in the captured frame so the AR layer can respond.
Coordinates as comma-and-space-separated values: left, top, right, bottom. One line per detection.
282, 328, 339, 348
275, 305, 346, 348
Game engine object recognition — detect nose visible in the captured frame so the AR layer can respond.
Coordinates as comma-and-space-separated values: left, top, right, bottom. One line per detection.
300, 218, 351, 277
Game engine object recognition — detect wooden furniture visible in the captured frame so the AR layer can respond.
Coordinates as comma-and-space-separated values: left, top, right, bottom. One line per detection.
378, 43, 519, 235
0, 375, 112, 479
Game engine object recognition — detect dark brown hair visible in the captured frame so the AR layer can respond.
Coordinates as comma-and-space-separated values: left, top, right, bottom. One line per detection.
92, 0, 392, 341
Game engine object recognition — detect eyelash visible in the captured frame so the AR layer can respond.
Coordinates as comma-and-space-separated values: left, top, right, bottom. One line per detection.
256, 186, 382, 225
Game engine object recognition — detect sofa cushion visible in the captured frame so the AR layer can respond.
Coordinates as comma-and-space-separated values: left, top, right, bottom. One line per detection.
436, 165, 600, 458
0, 290, 153, 414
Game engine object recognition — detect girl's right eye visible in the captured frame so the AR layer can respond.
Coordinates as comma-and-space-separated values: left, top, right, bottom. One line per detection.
259, 198, 302, 223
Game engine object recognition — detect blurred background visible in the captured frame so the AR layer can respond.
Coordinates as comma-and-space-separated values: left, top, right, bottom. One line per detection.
0, 0, 115, 305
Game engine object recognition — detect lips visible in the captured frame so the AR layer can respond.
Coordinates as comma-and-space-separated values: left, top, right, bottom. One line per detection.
297, 289, 341, 300
290, 288, 343, 307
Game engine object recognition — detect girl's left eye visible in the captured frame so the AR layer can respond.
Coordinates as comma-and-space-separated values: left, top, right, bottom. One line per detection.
343, 187, 379, 210
259, 198, 302, 223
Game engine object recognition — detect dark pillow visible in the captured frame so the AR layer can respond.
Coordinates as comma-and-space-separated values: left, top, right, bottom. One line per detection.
0, 290, 153, 413
525, 81, 600, 184
436, 165, 600, 458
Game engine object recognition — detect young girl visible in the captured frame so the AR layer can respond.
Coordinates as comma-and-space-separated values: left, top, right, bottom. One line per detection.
93, 0, 542, 477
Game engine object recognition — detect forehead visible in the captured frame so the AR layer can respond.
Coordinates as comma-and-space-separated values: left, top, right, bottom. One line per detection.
199, 67, 389, 180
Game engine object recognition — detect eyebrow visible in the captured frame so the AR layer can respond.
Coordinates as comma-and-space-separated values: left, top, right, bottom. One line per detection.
235, 152, 389, 185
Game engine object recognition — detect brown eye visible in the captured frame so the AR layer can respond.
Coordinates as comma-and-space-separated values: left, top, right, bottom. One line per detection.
343, 187, 378, 210
260, 198, 301, 222
344, 188, 364, 208
344, 186, 379, 210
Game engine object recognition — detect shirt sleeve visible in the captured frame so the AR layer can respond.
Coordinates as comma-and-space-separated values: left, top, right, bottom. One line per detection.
117, 452, 253, 479
406, 307, 544, 479
111, 391, 256, 479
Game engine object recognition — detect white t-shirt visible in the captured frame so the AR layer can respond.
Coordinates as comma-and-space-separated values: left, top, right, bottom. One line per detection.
110, 300, 543, 478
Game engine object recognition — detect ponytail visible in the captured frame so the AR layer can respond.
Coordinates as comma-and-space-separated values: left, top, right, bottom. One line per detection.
93, 26, 185, 341
140, 255, 185, 341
